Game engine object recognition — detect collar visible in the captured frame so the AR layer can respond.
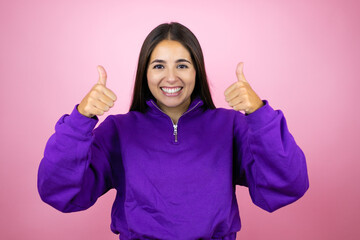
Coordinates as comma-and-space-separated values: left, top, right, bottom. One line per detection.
145, 96, 204, 116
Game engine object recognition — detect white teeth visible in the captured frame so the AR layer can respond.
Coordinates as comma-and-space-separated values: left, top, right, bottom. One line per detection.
161, 87, 182, 93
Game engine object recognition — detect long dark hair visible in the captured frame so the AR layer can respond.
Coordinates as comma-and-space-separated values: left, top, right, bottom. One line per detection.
129, 22, 215, 112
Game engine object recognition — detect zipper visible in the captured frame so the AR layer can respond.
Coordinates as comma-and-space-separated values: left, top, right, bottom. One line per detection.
150, 100, 202, 143
173, 123, 178, 142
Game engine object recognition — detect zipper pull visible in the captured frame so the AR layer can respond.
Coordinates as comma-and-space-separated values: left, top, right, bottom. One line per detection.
173, 124, 178, 143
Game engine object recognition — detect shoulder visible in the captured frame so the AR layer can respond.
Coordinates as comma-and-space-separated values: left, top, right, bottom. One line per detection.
101, 110, 150, 128
204, 107, 246, 122
93, 111, 144, 140
100, 111, 136, 126
194, 107, 247, 132
111, 110, 146, 122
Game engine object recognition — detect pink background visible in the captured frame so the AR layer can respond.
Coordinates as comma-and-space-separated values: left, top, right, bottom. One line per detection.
1, 0, 359, 239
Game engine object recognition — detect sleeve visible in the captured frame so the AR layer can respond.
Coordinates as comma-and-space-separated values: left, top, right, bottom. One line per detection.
37, 105, 117, 213
233, 100, 309, 212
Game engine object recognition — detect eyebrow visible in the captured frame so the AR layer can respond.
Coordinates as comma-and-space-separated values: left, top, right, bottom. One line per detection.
150, 59, 192, 64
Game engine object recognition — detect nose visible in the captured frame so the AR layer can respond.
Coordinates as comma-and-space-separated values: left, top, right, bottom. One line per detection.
165, 68, 177, 83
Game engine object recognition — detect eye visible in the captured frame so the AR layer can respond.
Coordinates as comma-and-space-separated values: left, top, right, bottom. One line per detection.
177, 64, 188, 69
153, 64, 164, 69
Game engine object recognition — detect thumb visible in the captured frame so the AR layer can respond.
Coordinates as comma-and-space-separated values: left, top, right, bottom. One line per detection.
236, 62, 247, 83
97, 65, 107, 86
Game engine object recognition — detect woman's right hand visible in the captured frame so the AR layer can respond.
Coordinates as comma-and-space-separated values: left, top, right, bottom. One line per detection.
77, 65, 117, 118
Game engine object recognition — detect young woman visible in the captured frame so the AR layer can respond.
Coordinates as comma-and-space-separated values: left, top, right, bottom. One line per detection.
38, 22, 309, 240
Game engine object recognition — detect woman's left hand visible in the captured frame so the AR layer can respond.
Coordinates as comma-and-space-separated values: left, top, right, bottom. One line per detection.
224, 62, 264, 114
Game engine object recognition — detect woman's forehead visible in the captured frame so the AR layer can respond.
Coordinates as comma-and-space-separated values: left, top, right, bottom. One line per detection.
150, 40, 192, 62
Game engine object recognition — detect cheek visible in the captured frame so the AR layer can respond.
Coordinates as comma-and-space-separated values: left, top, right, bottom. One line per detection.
180, 70, 196, 83
146, 76, 156, 95
146, 72, 156, 88
190, 71, 196, 88
147, 71, 162, 86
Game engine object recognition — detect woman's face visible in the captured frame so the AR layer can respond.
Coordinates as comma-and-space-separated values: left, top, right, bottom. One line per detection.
147, 40, 196, 114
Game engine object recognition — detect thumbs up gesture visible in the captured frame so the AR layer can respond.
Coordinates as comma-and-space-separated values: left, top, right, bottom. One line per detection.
224, 62, 264, 114
77, 65, 117, 118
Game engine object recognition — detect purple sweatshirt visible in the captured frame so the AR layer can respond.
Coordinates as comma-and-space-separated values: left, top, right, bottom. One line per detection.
38, 97, 309, 239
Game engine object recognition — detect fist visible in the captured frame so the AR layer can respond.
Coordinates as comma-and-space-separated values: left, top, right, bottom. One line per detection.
77, 65, 117, 118
224, 62, 263, 114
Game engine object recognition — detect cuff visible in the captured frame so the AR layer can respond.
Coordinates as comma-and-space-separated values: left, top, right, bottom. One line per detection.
245, 100, 278, 131
61, 104, 99, 133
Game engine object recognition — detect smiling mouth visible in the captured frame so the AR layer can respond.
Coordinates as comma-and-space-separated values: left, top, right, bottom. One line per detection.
161, 87, 183, 94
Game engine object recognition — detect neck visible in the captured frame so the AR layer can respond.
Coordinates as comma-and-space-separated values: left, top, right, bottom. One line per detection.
157, 99, 191, 124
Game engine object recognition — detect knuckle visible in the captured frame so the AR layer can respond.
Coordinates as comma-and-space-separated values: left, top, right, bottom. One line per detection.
95, 108, 103, 115
94, 84, 102, 90
89, 90, 99, 98
236, 82, 244, 87
84, 105, 92, 113
88, 98, 95, 105
98, 102, 105, 109
240, 88, 247, 94
94, 87, 103, 95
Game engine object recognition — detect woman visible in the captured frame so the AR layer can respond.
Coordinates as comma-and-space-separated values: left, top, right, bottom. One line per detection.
38, 22, 309, 239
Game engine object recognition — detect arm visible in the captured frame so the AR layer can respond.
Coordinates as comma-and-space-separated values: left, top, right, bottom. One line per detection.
233, 101, 309, 212
37, 105, 116, 213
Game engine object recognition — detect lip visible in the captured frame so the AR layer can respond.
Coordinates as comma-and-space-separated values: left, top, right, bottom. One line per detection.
160, 87, 183, 97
